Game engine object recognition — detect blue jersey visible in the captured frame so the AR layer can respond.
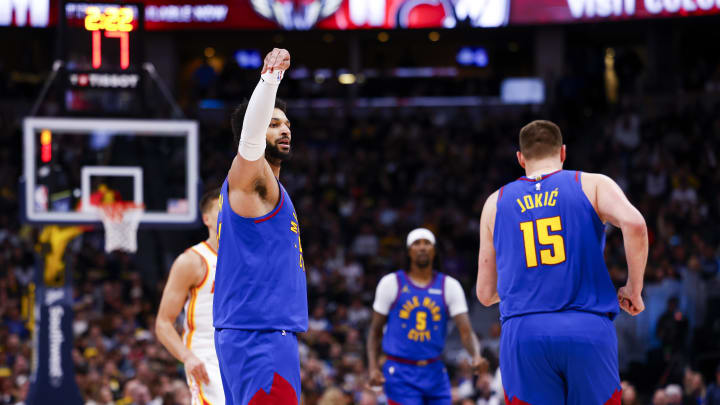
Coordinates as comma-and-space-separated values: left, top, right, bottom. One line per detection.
494, 170, 619, 322
382, 271, 449, 360
213, 178, 308, 332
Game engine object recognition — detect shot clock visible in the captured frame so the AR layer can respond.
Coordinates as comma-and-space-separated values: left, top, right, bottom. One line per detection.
59, 1, 145, 115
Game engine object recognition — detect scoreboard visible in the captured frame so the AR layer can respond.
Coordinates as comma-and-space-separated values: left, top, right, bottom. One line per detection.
59, 1, 145, 115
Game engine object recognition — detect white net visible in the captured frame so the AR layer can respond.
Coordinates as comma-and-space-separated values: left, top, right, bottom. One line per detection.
97, 203, 144, 253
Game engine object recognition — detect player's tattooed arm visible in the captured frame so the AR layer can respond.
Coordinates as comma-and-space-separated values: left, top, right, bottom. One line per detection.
156, 251, 210, 385
366, 311, 388, 387
476, 190, 500, 306
454, 313, 489, 374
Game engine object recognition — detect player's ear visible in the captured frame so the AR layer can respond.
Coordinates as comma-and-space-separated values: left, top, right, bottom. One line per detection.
560, 145, 566, 163
202, 212, 210, 227
516, 151, 525, 169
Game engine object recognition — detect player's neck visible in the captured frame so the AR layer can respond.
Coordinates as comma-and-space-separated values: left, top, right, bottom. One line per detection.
205, 235, 218, 253
524, 159, 562, 179
267, 158, 282, 178
407, 265, 433, 285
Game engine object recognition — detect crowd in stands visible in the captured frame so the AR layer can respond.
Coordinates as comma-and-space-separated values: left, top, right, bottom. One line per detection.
1, 28, 720, 405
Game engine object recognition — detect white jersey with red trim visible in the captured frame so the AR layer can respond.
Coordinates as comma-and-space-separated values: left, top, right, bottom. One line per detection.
181, 241, 224, 405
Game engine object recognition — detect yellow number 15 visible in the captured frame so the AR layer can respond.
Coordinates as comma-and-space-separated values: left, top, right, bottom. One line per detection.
519, 216, 566, 268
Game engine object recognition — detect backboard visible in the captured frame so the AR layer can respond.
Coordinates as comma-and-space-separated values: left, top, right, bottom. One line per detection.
22, 117, 200, 226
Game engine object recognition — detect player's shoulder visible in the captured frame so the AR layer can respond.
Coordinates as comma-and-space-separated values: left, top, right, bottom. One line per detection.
484, 188, 501, 206
379, 272, 400, 284
573, 171, 612, 183
573, 171, 621, 194
440, 273, 462, 289
171, 247, 205, 274
375, 272, 401, 296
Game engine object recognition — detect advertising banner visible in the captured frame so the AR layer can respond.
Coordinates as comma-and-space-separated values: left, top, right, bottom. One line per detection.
2, 0, 719, 30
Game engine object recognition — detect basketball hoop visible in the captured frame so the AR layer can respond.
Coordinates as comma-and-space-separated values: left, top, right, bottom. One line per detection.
95, 202, 144, 253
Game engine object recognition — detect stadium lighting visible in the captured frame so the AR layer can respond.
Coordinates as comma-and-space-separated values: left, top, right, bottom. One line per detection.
338, 73, 357, 85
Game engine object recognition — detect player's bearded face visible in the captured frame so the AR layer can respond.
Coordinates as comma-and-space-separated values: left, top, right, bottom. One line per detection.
266, 137, 291, 161
410, 240, 434, 268
266, 110, 292, 162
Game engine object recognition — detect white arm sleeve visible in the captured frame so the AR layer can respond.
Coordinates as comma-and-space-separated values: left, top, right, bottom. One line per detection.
444, 276, 469, 317
237, 71, 284, 161
372, 274, 399, 315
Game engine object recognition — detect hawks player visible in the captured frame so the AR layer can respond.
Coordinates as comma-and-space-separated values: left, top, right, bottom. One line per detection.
156, 188, 224, 405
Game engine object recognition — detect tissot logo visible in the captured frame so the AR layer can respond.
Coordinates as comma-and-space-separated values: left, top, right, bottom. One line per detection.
0, 0, 49, 27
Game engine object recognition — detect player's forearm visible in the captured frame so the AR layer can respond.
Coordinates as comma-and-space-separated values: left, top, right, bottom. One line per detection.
366, 329, 383, 370
475, 277, 499, 306
460, 329, 481, 358
620, 219, 648, 291
155, 318, 193, 363
237, 73, 281, 161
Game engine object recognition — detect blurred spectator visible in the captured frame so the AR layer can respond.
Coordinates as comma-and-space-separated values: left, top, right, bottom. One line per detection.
653, 388, 669, 405
308, 305, 332, 332
646, 162, 668, 198
707, 365, 720, 405
480, 323, 501, 361
665, 384, 683, 405
656, 297, 688, 356
317, 387, 350, 405
621, 381, 639, 405
613, 112, 641, 150
351, 225, 379, 257
474, 371, 502, 405
682, 369, 705, 405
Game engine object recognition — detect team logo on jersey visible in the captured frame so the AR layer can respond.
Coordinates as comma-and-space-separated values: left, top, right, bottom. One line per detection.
399, 296, 442, 342
250, 0, 343, 30
401, 285, 410, 293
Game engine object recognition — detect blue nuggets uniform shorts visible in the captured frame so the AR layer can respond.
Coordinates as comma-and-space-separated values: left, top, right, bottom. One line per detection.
383, 358, 451, 405
500, 311, 622, 405
214, 329, 301, 405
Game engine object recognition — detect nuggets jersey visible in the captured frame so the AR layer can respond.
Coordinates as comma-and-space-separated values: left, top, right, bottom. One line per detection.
494, 170, 619, 322
382, 271, 448, 360
182, 241, 225, 405
213, 179, 308, 332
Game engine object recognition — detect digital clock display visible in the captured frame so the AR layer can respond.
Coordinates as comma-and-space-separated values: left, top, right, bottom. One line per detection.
62, 2, 142, 71
60, 1, 145, 115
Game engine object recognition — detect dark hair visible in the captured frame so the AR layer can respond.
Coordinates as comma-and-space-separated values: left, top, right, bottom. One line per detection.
518, 120, 563, 160
231, 98, 288, 150
199, 187, 221, 214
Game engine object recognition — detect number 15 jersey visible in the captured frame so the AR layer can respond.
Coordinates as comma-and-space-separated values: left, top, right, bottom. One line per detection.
493, 170, 619, 322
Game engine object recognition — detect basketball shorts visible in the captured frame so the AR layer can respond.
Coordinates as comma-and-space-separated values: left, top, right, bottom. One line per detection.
500, 311, 622, 405
214, 329, 301, 405
382, 358, 451, 405
185, 343, 225, 405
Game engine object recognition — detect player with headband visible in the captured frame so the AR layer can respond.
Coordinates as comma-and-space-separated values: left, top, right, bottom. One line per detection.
367, 228, 487, 405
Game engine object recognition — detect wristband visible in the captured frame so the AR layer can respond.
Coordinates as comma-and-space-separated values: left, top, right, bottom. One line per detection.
261, 70, 284, 85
